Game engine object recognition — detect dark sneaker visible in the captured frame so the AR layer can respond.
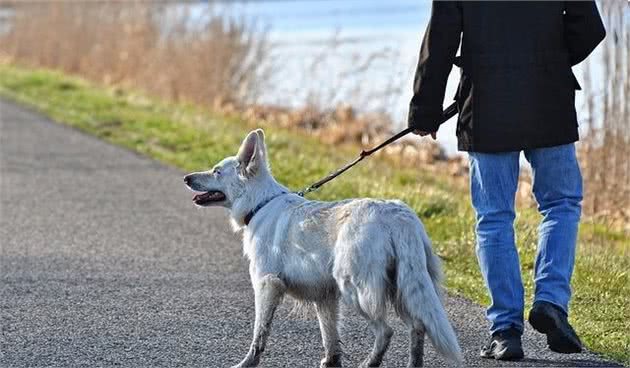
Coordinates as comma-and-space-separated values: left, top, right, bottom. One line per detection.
528, 301, 583, 353
480, 328, 525, 361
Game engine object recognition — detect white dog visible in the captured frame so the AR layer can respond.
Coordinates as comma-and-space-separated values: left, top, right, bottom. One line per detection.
184, 129, 462, 368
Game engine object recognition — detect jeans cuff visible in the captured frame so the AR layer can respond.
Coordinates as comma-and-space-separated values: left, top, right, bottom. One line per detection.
533, 296, 568, 316
490, 321, 524, 336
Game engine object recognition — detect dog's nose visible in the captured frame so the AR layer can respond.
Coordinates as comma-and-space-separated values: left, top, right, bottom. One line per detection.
184, 175, 191, 185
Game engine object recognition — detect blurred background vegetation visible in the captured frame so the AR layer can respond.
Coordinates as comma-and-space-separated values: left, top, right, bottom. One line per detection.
0, 1, 626, 225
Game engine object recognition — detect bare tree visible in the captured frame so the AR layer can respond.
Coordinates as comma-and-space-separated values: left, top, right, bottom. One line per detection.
580, 1, 629, 228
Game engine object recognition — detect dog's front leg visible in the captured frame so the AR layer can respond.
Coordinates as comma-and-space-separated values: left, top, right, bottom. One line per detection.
316, 300, 342, 368
232, 274, 286, 368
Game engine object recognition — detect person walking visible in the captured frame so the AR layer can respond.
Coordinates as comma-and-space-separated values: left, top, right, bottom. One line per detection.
408, 1, 605, 361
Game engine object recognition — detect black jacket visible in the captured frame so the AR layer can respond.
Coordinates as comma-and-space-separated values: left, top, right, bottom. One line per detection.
408, 1, 605, 152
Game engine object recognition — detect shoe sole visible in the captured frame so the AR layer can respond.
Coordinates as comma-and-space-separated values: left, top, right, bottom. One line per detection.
529, 310, 582, 354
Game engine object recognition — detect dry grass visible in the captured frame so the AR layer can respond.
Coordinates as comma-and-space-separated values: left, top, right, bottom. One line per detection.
0, 1, 270, 107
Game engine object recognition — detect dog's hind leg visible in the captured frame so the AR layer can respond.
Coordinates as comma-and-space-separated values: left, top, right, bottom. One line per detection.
354, 288, 393, 368
316, 300, 342, 368
232, 274, 286, 368
407, 325, 426, 367
360, 318, 394, 368
397, 306, 426, 367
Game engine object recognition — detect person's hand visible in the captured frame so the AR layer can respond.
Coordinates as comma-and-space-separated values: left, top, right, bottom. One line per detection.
412, 130, 437, 140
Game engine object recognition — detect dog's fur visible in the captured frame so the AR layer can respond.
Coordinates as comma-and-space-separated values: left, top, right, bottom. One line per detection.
184, 129, 462, 367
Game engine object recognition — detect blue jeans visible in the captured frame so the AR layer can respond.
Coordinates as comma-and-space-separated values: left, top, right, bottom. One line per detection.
468, 143, 583, 335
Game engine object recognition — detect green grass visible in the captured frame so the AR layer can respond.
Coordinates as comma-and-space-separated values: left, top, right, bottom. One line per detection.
1, 64, 628, 365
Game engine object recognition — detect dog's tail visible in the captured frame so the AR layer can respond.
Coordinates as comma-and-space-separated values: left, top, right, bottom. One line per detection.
394, 219, 462, 363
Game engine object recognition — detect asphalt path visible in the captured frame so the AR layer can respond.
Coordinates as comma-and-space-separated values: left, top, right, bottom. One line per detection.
0, 98, 620, 367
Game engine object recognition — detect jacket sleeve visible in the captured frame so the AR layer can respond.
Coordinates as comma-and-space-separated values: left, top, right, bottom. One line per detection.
564, 1, 606, 66
408, 1, 462, 132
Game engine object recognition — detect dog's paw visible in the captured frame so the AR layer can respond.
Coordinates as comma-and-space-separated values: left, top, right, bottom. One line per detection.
231, 357, 256, 368
320, 353, 342, 368
358, 357, 380, 368
320, 362, 342, 368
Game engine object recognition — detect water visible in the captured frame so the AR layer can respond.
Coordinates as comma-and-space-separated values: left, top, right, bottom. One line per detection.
202, 1, 602, 155
190, 0, 467, 152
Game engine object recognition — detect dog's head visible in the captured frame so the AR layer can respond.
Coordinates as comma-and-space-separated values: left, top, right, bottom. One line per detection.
184, 129, 270, 209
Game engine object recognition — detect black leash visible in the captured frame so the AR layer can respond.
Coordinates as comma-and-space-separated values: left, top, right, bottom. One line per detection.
296, 101, 459, 197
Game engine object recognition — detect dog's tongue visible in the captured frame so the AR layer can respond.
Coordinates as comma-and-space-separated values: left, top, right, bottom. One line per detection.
193, 192, 213, 202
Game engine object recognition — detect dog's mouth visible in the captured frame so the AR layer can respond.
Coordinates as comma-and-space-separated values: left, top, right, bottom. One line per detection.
192, 191, 226, 206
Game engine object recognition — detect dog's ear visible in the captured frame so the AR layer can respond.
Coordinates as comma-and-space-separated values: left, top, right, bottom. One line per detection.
254, 128, 265, 145
253, 128, 267, 161
237, 130, 265, 177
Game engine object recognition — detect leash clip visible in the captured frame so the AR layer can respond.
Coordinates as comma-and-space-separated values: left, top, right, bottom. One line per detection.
296, 186, 316, 197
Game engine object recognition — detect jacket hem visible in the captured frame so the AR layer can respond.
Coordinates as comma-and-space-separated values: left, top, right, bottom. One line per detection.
458, 135, 579, 153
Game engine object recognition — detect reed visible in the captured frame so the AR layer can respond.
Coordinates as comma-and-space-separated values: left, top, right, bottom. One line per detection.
0, 1, 270, 107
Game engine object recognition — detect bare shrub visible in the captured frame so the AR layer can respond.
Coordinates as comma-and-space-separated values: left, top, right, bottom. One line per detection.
0, 1, 270, 106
